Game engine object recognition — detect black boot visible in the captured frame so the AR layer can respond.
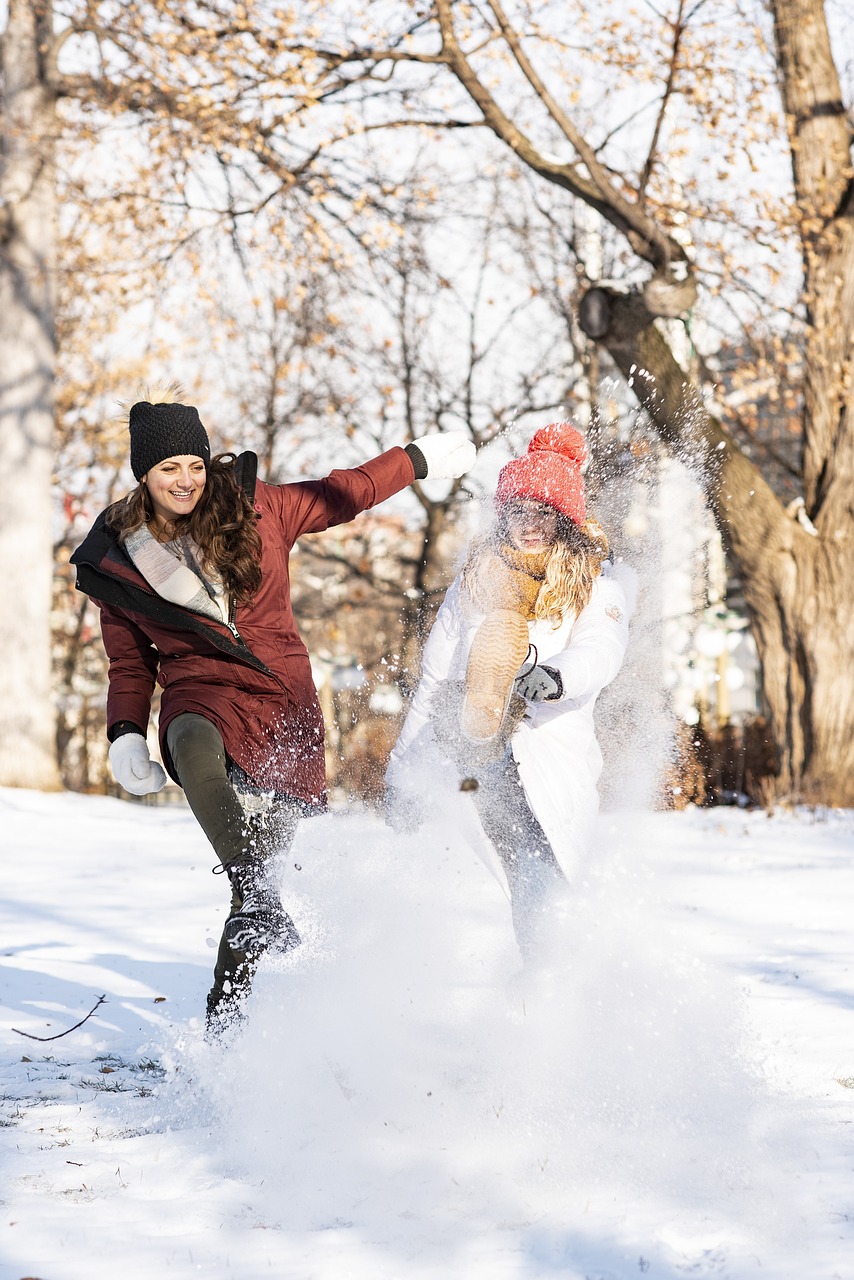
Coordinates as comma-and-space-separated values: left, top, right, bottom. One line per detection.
204, 980, 247, 1039
222, 857, 301, 956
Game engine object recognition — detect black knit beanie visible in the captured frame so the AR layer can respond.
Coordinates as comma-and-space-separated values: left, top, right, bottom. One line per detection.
129, 401, 211, 480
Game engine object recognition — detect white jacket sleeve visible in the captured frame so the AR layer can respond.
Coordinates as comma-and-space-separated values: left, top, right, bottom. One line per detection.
386, 579, 464, 783
545, 562, 636, 703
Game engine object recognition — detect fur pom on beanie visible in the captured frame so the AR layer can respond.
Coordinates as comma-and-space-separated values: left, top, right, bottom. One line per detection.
495, 422, 587, 525
126, 384, 211, 480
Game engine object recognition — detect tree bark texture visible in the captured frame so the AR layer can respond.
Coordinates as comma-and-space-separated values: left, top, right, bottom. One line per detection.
569, 0, 854, 804
580, 287, 854, 804
0, 0, 61, 788
770, 0, 854, 525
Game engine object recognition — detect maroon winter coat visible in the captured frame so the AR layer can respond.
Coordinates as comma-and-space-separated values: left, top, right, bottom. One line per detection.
71, 448, 415, 806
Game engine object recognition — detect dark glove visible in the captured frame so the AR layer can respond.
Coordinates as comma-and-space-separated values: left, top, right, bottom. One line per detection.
514, 664, 563, 702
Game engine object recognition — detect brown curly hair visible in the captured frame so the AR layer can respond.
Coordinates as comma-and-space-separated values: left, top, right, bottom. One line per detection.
105, 453, 262, 604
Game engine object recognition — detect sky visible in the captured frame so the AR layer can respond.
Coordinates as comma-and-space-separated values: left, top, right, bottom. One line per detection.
2, 786, 852, 1279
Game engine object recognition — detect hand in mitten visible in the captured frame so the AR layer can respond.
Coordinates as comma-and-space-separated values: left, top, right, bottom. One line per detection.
406, 432, 476, 481
514, 663, 563, 702
109, 733, 168, 796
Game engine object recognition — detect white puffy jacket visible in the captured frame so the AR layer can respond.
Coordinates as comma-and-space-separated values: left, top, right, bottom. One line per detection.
386, 559, 637, 886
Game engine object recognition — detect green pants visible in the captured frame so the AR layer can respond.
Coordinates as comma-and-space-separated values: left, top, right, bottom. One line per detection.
166, 713, 301, 1020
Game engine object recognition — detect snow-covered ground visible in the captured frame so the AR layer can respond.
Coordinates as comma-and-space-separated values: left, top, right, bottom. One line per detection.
1, 786, 852, 1279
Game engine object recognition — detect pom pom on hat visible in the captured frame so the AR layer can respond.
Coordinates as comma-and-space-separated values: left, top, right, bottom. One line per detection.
495, 421, 588, 525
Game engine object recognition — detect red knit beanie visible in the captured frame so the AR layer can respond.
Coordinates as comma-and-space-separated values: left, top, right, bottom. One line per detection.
495, 422, 587, 525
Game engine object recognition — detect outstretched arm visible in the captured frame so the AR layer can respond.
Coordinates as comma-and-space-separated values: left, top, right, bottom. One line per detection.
267, 434, 477, 540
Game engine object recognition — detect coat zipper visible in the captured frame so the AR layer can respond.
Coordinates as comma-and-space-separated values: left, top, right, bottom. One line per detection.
107, 537, 244, 644
226, 599, 242, 642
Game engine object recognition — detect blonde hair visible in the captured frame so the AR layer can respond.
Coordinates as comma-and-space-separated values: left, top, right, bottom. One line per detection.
537, 518, 609, 621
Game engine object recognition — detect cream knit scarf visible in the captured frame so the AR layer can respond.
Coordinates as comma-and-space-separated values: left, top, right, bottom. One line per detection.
123, 525, 229, 624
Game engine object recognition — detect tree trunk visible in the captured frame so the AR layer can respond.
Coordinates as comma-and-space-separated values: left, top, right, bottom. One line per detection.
573, 0, 854, 806
0, 0, 61, 788
770, 0, 854, 530
580, 287, 854, 804
748, 533, 854, 805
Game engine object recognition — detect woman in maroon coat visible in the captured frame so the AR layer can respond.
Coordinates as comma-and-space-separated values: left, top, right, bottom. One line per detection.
71, 391, 475, 1030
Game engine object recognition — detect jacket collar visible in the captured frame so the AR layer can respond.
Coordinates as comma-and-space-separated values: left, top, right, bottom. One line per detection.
70, 509, 272, 675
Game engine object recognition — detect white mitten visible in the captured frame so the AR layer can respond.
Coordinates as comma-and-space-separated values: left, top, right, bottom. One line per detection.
109, 733, 168, 796
410, 431, 476, 480
514, 664, 563, 702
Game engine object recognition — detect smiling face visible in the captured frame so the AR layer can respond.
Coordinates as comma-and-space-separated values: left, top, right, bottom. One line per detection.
144, 455, 207, 533
504, 498, 560, 554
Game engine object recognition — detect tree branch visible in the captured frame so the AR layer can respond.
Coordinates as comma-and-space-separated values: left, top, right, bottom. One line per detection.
579, 285, 791, 580
637, 0, 687, 202
44, 21, 94, 92
432, 0, 682, 275
483, 0, 678, 269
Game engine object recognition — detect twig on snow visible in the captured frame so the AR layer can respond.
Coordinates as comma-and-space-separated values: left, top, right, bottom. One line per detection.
12, 995, 108, 1042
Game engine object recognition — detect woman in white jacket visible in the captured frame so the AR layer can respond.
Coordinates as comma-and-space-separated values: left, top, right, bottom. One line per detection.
386, 422, 635, 959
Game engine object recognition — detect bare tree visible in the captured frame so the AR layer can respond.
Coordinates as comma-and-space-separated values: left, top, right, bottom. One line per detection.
10, 0, 850, 805
0, 0, 390, 787
290, 0, 854, 804
225, 176, 574, 683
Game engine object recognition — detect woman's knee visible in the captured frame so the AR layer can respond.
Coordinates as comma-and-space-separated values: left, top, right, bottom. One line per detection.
167, 713, 228, 781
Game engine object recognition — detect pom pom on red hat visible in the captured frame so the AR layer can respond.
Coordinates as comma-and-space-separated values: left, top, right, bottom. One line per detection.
495, 422, 588, 525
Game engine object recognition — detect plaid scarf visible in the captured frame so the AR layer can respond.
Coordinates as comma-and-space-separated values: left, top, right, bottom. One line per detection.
123, 525, 228, 624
